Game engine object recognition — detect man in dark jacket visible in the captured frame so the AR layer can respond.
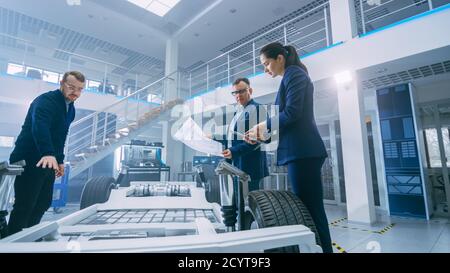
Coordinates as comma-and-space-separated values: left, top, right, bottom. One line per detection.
213, 78, 269, 191
7, 71, 85, 236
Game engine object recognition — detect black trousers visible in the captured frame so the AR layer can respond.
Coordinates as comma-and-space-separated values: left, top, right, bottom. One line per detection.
248, 178, 262, 192
234, 177, 262, 230
287, 158, 333, 253
7, 164, 55, 236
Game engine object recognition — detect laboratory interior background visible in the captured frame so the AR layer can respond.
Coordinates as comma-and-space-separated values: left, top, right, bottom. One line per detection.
0, 0, 449, 253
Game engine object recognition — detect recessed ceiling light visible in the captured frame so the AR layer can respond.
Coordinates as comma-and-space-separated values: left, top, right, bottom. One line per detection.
46, 31, 58, 40
272, 7, 285, 16
376, 68, 388, 74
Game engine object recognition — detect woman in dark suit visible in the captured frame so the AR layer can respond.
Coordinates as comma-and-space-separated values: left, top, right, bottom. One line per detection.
245, 42, 333, 253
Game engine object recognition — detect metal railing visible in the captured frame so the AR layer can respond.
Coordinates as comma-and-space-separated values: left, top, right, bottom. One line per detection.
187, 1, 332, 97
0, 32, 189, 171
0, 32, 163, 99
64, 70, 185, 164
187, 0, 450, 97
5, 0, 448, 171
356, 0, 450, 35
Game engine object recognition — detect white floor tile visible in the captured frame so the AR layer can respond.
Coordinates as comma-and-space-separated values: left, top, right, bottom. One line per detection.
430, 240, 450, 253
349, 234, 436, 253
325, 207, 449, 253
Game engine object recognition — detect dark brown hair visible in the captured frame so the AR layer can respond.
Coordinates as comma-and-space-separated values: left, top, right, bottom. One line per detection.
232, 77, 250, 86
62, 71, 85, 83
260, 42, 308, 74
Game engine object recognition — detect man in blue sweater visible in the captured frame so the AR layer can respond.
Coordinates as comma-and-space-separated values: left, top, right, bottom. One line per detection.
7, 71, 85, 236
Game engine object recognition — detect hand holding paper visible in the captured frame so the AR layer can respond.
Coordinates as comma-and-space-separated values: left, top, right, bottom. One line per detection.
173, 117, 223, 157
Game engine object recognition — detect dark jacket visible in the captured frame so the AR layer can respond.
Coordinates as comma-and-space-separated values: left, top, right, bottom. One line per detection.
267, 65, 327, 165
10, 89, 75, 165
214, 99, 269, 181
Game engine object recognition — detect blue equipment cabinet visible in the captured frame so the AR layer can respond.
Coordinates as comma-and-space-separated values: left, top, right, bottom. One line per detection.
376, 83, 428, 218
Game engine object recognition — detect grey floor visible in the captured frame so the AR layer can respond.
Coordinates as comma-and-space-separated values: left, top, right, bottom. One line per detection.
42, 203, 81, 222
325, 205, 449, 253
42, 203, 449, 253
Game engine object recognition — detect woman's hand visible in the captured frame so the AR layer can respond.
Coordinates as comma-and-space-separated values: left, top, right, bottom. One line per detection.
55, 164, 65, 178
245, 122, 268, 144
244, 126, 258, 144
222, 149, 232, 159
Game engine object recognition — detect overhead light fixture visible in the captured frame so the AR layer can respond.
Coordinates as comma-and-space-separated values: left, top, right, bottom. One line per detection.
128, 0, 180, 17
334, 71, 353, 85
46, 31, 58, 40
376, 68, 388, 74
366, 0, 382, 6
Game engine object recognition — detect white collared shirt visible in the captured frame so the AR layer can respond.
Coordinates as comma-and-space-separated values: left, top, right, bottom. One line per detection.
227, 104, 245, 148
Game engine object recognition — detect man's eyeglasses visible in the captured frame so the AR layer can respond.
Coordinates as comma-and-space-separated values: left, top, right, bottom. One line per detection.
64, 82, 84, 92
231, 88, 248, 96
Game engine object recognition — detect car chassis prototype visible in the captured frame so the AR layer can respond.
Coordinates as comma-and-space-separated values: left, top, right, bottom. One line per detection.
0, 161, 322, 253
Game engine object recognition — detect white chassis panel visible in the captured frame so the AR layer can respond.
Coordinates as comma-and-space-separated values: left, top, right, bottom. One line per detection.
0, 182, 322, 253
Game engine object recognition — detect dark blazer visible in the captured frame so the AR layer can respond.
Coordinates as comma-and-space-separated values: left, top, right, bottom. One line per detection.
214, 99, 269, 181
267, 65, 327, 165
10, 89, 76, 165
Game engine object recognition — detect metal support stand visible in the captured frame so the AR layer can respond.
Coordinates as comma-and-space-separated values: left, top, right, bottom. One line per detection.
0, 160, 25, 239
215, 161, 250, 232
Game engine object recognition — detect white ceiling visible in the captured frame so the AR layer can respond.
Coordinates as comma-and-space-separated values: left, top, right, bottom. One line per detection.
0, 0, 319, 68
172, 0, 320, 66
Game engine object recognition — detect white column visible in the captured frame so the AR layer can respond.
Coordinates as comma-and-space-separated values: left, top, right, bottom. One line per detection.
165, 38, 179, 101
336, 71, 376, 224
329, 119, 342, 204
369, 108, 390, 215
409, 84, 432, 219
432, 107, 450, 218
162, 38, 183, 180
329, 0, 358, 43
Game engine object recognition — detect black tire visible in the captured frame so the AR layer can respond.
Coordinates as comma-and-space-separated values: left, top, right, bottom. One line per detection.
245, 190, 321, 253
116, 172, 129, 187
80, 177, 116, 209
0, 213, 8, 239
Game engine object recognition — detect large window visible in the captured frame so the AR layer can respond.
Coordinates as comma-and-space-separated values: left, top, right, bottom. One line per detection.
0, 136, 14, 148
42, 70, 60, 84
5, 62, 125, 97
87, 80, 101, 92
6, 63, 25, 76
425, 128, 450, 167
7, 63, 62, 84
25, 66, 43, 79
147, 94, 162, 104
